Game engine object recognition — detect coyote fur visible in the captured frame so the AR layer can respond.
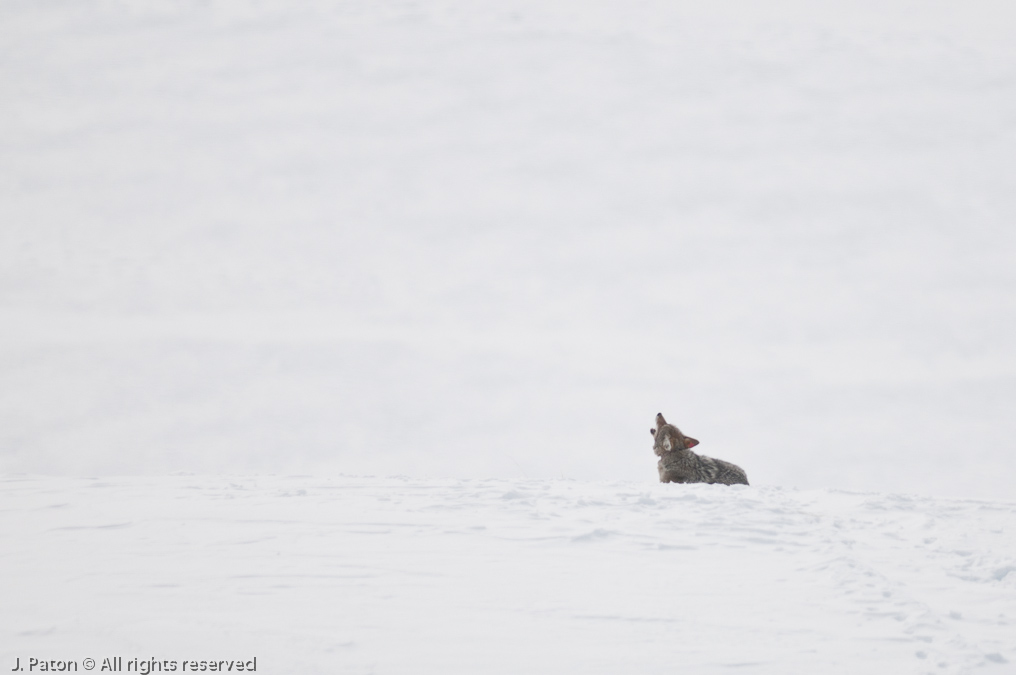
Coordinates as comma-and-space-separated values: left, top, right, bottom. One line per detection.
651, 413, 748, 485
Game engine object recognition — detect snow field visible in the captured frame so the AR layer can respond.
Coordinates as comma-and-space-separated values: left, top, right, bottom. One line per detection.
2, 475, 1014, 674
3, 1, 1016, 670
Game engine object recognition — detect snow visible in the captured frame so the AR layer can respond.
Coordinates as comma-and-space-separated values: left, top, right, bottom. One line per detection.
3, 0, 1016, 670
2, 475, 1015, 674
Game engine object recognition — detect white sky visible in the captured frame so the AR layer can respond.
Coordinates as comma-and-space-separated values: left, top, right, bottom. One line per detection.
1, 0, 1015, 499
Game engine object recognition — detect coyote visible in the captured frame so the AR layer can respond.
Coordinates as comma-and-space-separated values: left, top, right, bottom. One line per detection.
651, 413, 748, 485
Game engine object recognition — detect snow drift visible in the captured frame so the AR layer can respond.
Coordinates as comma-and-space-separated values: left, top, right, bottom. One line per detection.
2, 475, 1015, 674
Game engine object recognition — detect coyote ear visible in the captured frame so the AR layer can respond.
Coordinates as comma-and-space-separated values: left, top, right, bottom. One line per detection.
685, 436, 699, 448
650, 428, 656, 436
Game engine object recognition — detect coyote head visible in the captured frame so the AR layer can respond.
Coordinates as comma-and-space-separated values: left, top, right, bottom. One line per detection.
650, 412, 699, 457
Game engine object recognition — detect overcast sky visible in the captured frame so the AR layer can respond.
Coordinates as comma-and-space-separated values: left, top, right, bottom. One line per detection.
2, 0, 1015, 500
